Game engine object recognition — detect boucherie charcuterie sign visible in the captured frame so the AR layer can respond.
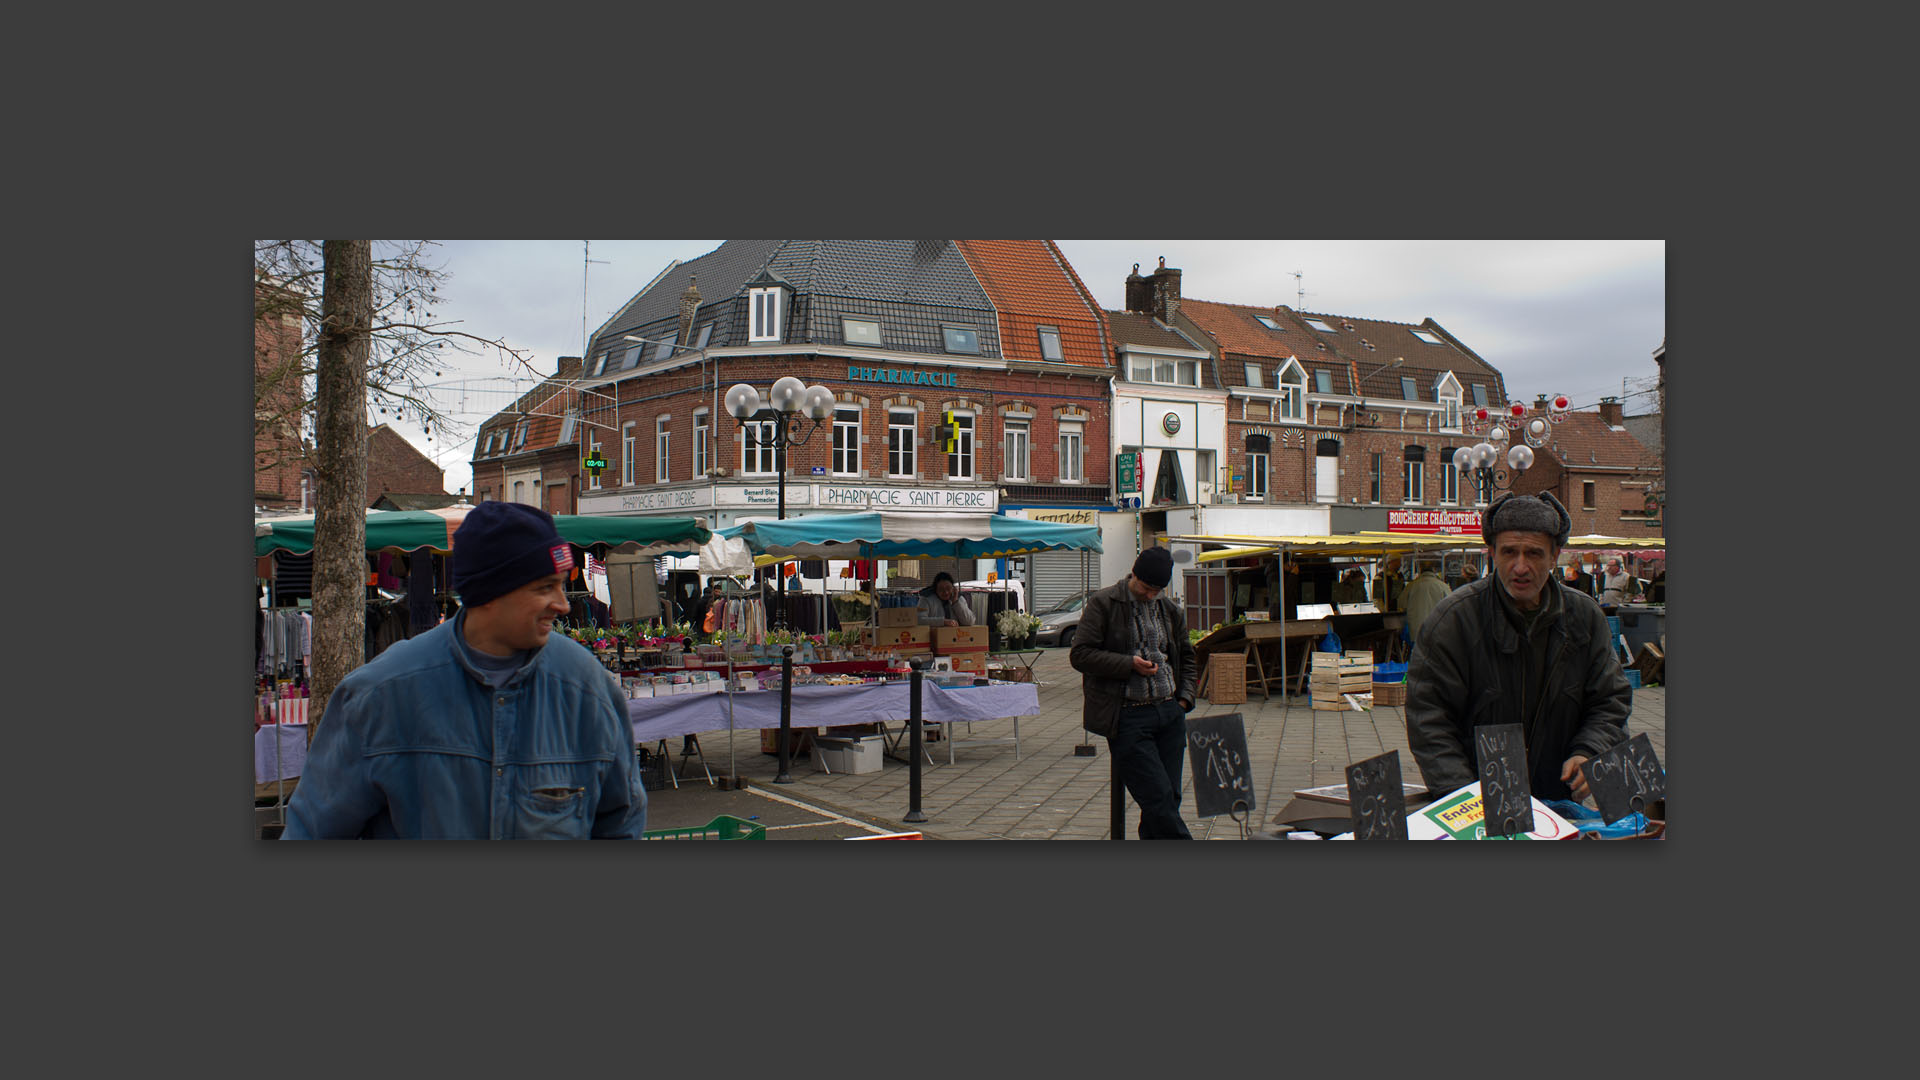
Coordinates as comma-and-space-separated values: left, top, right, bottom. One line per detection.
1387, 508, 1482, 534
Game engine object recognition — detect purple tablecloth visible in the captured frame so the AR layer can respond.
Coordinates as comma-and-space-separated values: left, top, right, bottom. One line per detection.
628, 681, 1039, 744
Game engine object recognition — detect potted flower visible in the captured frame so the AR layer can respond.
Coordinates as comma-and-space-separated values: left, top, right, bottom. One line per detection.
995, 609, 1043, 650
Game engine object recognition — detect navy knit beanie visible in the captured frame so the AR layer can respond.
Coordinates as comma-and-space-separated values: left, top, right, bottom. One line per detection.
452, 502, 574, 609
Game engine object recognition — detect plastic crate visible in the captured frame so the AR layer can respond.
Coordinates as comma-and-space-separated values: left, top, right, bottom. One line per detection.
1372, 661, 1408, 684
1623, 669, 1642, 689
641, 814, 767, 841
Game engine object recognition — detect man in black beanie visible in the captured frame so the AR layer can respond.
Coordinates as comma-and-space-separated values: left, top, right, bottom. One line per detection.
1405, 491, 1630, 806
1070, 545, 1198, 839
284, 502, 646, 839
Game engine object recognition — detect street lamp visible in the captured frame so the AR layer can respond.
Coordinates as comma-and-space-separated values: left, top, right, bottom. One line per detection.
725, 377, 835, 521
1453, 395, 1569, 499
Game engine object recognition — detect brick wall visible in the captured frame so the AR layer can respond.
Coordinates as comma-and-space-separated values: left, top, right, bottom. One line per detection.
364, 426, 447, 505
1222, 402, 1478, 506
591, 355, 1113, 490
254, 283, 308, 507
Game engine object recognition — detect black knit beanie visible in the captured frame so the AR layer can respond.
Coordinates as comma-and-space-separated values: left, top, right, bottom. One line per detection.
1132, 546, 1174, 588
452, 502, 574, 608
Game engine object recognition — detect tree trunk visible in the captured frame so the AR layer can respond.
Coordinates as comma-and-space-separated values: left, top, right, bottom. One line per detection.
309, 241, 372, 742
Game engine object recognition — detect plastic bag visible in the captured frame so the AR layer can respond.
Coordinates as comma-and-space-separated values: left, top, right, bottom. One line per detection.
1318, 630, 1342, 653
1542, 798, 1650, 838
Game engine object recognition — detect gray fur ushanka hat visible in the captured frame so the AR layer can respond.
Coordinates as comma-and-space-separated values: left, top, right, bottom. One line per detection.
1480, 491, 1571, 547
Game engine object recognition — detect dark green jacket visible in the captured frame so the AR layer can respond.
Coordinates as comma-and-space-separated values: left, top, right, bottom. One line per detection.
1405, 575, 1630, 801
1070, 578, 1198, 737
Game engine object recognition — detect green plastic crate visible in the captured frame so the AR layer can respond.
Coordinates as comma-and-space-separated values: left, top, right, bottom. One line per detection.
641, 814, 767, 841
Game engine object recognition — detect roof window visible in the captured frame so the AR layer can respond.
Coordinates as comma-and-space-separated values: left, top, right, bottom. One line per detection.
1254, 315, 1282, 330
1411, 329, 1444, 345
942, 325, 980, 355
1302, 317, 1335, 333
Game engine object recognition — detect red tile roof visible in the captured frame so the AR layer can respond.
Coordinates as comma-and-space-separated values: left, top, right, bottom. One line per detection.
1179, 298, 1317, 362
954, 240, 1110, 368
1539, 411, 1659, 471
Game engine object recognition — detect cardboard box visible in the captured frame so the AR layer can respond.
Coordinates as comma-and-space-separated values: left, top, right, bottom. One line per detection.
877, 606, 920, 628
933, 625, 985, 652
814, 735, 884, 774
949, 652, 986, 673
872, 624, 931, 650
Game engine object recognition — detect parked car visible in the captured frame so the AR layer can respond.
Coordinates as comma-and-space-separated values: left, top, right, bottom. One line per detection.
1032, 589, 1093, 648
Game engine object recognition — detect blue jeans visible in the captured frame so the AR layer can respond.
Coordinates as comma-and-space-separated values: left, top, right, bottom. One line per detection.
1108, 700, 1193, 839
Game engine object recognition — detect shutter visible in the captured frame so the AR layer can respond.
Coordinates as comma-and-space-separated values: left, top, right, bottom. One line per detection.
1028, 549, 1097, 612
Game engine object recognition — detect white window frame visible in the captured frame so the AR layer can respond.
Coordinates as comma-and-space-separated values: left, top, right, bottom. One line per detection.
1247, 447, 1269, 501
948, 412, 976, 480
1129, 355, 1153, 381
1442, 392, 1461, 431
1037, 326, 1062, 361
1411, 328, 1444, 345
1244, 363, 1264, 388
692, 409, 710, 477
1254, 315, 1282, 330
832, 407, 862, 476
1058, 419, 1084, 483
1278, 359, 1306, 421
1403, 455, 1424, 504
749, 287, 782, 343
1303, 317, 1335, 333
1441, 457, 1460, 505
843, 317, 882, 347
1003, 416, 1031, 481
621, 422, 636, 486
656, 416, 671, 483
743, 419, 776, 475
887, 409, 916, 479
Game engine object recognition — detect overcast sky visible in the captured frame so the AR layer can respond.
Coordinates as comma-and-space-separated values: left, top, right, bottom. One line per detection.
370, 240, 1664, 496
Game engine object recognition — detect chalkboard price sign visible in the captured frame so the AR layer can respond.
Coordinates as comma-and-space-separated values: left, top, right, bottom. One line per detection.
1345, 750, 1408, 840
1475, 723, 1533, 838
1580, 732, 1667, 825
1185, 712, 1254, 819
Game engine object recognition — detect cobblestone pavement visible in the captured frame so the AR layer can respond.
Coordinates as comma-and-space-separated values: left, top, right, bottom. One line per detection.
641, 647, 1667, 840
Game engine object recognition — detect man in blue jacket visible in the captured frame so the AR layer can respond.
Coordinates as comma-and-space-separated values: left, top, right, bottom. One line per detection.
284, 502, 646, 839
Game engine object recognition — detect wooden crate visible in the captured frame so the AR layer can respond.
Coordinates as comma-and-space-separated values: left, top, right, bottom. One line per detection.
1206, 651, 1247, 705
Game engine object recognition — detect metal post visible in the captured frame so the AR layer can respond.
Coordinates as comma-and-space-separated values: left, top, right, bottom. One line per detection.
1110, 750, 1125, 840
905, 657, 927, 823
776, 645, 794, 784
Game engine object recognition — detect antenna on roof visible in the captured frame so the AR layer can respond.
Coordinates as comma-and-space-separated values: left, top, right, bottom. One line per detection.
583, 241, 610, 366
1292, 270, 1307, 309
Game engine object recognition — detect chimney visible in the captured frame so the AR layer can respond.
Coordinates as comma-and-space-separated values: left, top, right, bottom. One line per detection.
1124, 263, 1150, 314
677, 276, 702, 346
1150, 256, 1182, 322
555, 355, 583, 379
1598, 396, 1623, 426
1536, 393, 1549, 409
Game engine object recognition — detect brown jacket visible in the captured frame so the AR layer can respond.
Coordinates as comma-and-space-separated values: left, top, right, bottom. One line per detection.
1069, 578, 1198, 736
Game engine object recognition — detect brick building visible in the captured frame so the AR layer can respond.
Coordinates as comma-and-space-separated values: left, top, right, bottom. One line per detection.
472, 242, 1118, 592
365, 424, 449, 506
1510, 397, 1663, 537
254, 278, 309, 509
254, 279, 452, 511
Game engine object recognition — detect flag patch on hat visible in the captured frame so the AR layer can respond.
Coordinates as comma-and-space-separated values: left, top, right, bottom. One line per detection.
549, 544, 574, 572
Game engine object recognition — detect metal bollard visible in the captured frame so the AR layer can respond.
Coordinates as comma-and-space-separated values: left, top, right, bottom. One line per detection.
905, 657, 926, 823
776, 645, 794, 784
1111, 752, 1125, 840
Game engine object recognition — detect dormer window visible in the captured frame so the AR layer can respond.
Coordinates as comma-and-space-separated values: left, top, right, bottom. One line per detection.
1437, 373, 1462, 431
1278, 359, 1306, 421
652, 337, 675, 362
1245, 363, 1264, 388
1470, 383, 1489, 407
694, 323, 714, 349
1314, 369, 1334, 394
942, 325, 980, 355
749, 287, 783, 343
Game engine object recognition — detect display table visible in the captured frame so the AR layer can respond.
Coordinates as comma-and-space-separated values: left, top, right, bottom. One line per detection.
627, 681, 1039, 765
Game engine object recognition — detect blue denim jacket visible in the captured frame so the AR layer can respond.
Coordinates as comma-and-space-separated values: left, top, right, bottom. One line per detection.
283, 613, 646, 839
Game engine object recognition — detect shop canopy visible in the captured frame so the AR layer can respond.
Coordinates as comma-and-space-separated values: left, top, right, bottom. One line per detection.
1172, 530, 1664, 561
255, 506, 711, 560
720, 510, 1102, 562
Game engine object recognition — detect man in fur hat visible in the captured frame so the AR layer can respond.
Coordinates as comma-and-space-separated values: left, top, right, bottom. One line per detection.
1404, 492, 1631, 805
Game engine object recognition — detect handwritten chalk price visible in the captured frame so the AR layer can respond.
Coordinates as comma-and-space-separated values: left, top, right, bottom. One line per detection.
1580, 733, 1666, 825
1346, 750, 1408, 840
1185, 712, 1254, 819
1475, 724, 1534, 838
